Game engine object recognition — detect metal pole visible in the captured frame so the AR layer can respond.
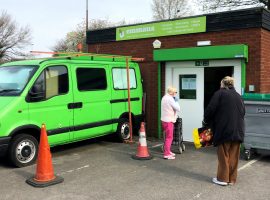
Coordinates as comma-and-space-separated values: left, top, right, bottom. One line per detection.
86, 0, 89, 52
126, 57, 133, 143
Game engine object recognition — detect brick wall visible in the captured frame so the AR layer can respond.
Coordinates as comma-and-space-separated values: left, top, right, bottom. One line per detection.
88, 27, 270, 137
261, 29, 270, 93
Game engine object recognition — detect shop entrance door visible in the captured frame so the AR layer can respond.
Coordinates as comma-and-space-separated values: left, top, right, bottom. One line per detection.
204, 67, 233, 109
172, 67, 204, 141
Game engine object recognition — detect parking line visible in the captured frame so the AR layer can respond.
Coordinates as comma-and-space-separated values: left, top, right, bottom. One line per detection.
134, 142, 262, 199
57, 165, 89, 176
193, 157, 262, 199
238, 156, 262, 171
151, 143, 163, 148
193, 193, 202, 198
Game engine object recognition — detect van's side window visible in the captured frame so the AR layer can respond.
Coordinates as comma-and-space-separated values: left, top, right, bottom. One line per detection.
112, 68, 137, 90
30, 66, 68, 101
76, 68, 107, 91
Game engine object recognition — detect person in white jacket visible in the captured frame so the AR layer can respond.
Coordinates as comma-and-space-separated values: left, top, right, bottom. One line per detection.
161, 86, 180, 159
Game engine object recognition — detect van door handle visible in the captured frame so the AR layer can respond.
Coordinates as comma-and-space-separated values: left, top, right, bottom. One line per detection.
68, 102, 83, 109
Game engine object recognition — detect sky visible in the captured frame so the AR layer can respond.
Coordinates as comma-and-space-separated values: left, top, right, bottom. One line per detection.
1, 0, 153, 53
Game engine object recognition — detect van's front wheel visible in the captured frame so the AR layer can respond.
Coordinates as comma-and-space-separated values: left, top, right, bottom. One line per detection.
117, 119, 130, 142
9, 134, 38, 167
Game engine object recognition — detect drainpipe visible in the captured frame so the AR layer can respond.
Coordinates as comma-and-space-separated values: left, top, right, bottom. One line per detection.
158, 62, 162, 139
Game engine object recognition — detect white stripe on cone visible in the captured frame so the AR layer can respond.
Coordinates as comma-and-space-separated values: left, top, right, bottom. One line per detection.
139, 131, 147, 146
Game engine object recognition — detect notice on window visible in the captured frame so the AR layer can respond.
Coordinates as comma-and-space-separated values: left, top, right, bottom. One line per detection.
181, 78, 196, 90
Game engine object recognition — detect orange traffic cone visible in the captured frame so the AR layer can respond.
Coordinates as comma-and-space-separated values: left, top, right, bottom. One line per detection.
132, 122, 153, 160
26, 124, 64, 187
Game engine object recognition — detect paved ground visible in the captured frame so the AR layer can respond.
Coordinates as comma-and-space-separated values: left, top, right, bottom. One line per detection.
0, 136, 270, 200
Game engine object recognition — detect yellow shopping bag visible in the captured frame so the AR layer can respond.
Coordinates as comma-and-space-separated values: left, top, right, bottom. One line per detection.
193, 127, 213, 149
193, 128, 202, 149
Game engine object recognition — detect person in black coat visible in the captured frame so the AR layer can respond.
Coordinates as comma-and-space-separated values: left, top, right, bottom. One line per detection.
203, 76, 245, 186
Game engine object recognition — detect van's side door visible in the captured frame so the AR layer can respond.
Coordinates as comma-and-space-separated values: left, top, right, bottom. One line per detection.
71, 65, 112, 141
110, 66, 143, 131
27, 65, 73, 145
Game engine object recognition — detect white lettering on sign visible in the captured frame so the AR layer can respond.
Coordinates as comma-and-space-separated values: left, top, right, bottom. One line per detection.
257, 108, 270, 113
126, 26, 155, 34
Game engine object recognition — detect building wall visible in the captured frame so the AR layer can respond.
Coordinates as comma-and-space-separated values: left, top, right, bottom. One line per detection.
261, 29, 270, 93
88, 27, 269, 137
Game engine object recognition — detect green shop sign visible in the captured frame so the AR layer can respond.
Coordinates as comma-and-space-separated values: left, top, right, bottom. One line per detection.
116, 16, 206, 41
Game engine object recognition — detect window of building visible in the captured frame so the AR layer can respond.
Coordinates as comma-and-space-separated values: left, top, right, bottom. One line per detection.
179, 74, 196, 99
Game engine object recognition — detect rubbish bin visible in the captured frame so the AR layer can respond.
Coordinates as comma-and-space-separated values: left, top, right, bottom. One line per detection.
242, 93, 270, 160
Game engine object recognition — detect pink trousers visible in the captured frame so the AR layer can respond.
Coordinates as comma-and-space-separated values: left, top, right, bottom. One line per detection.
162, 121, 174, 156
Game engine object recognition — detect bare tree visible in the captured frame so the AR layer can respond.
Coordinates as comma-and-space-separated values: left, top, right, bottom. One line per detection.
198, 0, 268, 13
52, 18, 125, 53
151, 0, 191, 20
52, 38, 69, 52
0, 11, 32, 62
88, 19, 113, 30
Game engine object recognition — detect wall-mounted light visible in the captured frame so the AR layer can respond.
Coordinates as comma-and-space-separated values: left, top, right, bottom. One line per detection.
249, 85, 255, 92
153, 39, 161, 49
197, 40, 211, 46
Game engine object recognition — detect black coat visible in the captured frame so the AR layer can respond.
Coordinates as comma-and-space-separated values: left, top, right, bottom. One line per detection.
204, 87, 245, 146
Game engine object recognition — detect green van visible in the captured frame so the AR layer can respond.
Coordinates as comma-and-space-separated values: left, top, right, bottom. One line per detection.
0, 55, 144, 167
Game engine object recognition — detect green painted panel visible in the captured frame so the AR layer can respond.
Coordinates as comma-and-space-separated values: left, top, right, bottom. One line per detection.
242, 93, 270, 101
116, 16, 206, 41
153, 44, 248, 61
241, 59, 246, 89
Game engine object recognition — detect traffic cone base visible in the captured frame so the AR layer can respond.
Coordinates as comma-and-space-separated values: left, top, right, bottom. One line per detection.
124, 139, 135, 144
132, 153, 153, 160
26, 124, 63, 187
26, 175, 64, 188
132, 122, 153, 160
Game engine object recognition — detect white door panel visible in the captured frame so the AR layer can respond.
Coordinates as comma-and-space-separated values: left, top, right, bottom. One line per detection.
166, 63, 204, 142
174, 68, 204, 141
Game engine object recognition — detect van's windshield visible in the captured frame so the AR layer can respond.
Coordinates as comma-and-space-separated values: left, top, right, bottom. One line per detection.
0, 65, 37, 96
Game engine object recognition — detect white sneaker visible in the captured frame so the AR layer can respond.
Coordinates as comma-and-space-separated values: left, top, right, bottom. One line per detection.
170, 152, 176, 156
212, 177, 228, 186
164, 155, 175, 160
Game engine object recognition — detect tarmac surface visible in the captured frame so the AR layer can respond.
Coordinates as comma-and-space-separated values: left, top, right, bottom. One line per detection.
0, 136, 270, 200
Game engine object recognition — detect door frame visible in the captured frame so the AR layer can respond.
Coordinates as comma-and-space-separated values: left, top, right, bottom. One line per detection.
165, 59, 242, 141
165, 60, 242, 93
155, 44, 248, 139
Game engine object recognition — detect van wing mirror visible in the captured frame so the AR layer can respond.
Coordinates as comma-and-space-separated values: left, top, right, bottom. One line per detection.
27, 85, 45, 102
